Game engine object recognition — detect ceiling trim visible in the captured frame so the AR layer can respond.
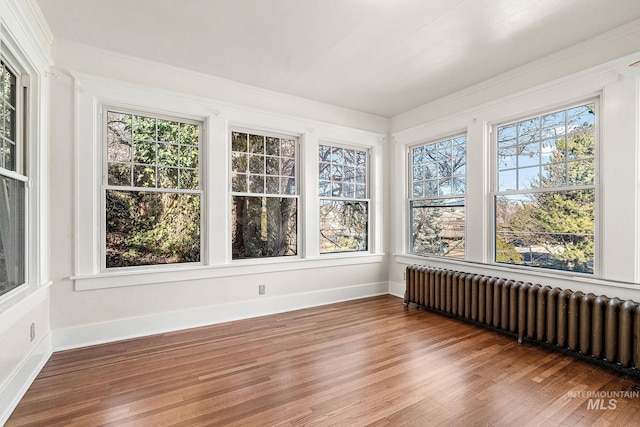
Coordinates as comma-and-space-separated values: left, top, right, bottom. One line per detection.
52, 38, 389, 135
391, 17, 640, 133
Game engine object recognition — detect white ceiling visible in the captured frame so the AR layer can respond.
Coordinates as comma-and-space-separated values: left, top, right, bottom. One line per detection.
36, 0, 640, 117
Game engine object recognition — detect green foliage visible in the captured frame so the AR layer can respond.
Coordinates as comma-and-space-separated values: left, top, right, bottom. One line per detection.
501, 108, 595, 273
319, 200, 368, 253
411, 201, 464, 258
495, 234, 523, 264
105, 110, 201, 268
106, 190, 200, 267
232, 196, 297, 259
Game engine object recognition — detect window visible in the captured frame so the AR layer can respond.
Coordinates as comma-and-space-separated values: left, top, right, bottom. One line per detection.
231, 130, 298, 259
409, 135, 466, 258
104, 110, 202, 268
319, 144, 368, 253
0, 60, 26, 297
494, 102, 596, 274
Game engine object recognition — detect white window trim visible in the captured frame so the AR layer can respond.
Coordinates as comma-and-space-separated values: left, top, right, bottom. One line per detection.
391, 64, 631, 287
0, 15, 52, 310
99, 106, 206, 271
72, 73, 386, 291
489, 99, 600, 276
0, 52, 27, 299
318, 141, 371, 255
229, 127, 301, 260
406, 132, 467, 259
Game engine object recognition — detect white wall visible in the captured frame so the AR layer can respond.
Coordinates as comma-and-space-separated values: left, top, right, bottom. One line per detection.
0, 0, 52, 424
4, 4, 640, 425
389, 28, 640, 301
48, 42, 390, 351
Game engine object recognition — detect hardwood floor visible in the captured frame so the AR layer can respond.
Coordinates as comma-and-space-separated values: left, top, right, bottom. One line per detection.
7, 295, 640, 426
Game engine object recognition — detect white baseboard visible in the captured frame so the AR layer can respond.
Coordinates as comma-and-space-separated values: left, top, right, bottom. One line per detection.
0, 332, 53, 426
389, 280, 405, 298
54, 281, 390, 351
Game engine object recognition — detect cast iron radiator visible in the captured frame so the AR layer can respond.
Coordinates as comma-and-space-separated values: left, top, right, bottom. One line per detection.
404, 265, 640, 375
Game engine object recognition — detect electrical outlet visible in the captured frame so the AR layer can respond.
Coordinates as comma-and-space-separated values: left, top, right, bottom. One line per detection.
259, 284, 266, 295
30, 323, 35, 342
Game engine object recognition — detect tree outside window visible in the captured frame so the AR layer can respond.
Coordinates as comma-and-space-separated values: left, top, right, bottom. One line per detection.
319, 144, 368, 253
0, 61, 25, 297
494, 103, 596, 273
105, 111, 201, 268
409, 135, 466, 258
231, 131, 298, 259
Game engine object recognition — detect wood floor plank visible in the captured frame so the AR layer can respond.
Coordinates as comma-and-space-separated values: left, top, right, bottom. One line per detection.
7, 295, 640, 426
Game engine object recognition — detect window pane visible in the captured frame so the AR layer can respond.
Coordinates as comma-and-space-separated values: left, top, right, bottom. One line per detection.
232, 173, 247, 193
106, 190, 200, 268
319, 144, 367, 199
281, 177, 295, 195
133, 116, 156, 141
567, 104, 595, 133
0, 64, 17, 172
158, 167, 179, 188
106, 111, 202, 268
158, 143, 178, 166
0, 175, 25, 296
133, 165, 156, 187
517, 142, 540, 167
134, 141, 157, 164
157, 119, 178, 142
249, 154, 265, 175
541, 110, 565, 139
497, 102, 595, 193
411, 136, 466, 199
107, 112, 132, 163
3, 66, 16, 105
320, 200, 368, 253
266, 157, 279, 175
108, 163, 131, 186
319, 162, 330, 180
232, 131, 248, 152
425, 179, 438, 197
281, 158, 295, 177
410, 199, 465, 258
452, 158, 466, 177
231, 196, 297, 259
412, 182, 423, 198
180, 123, 199, 145
495, 190, 594, 273
498, 169, 516, 191
2, 140, 15, 171
319, 180, 331, 197
233, 133, 296, 197
281, 139, 295, 157
517, 117, 540, 144
108, 111, 199, 191
518, 166, 540, 190
266, 176, 279, 193
266, 136, 279, 156
179, 145, 198, 169
249, 175, 264, 193
497, 124, 516, 147
249, 134, 264, 154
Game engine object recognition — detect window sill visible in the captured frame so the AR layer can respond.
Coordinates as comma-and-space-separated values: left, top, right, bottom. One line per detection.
72, 253, 386, 291
0, 282, 51, 332
394, 254, 640, 292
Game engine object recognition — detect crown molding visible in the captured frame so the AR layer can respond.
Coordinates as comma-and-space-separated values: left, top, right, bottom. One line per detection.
391, 18, 640, 133
52, 38, 389, 135
3, 0, 53, 69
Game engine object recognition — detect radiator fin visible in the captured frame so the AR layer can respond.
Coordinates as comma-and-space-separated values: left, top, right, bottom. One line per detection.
405, 265, 640, 374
